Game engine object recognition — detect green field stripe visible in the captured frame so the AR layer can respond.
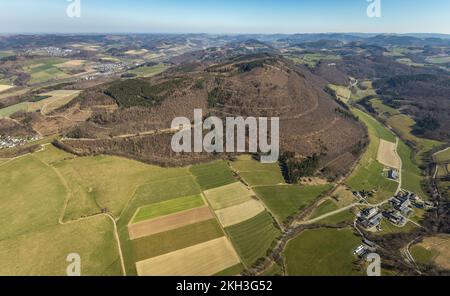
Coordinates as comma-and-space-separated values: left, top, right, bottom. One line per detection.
189, 161, 236, 190
131, 194, 204, 223
225, 211, 280, 267
131, 219, 224, 262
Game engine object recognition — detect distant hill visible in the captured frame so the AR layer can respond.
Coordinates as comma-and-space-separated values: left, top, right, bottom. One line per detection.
61, 54, 366, 177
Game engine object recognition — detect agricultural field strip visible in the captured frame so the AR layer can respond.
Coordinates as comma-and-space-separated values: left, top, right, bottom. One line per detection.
130, 194, 204, 224
377, 139, 401, 170
135, 237, 240, 276
203, 182, 253, 210
127, 206, 214, 240
215, 199, 265, 228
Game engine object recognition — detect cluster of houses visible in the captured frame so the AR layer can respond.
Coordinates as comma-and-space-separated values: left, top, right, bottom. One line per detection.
0, 135, 41, 149
353, 239, 378, 259
24, 47, 79, 57
356, 190, 435, 230
92, 62, 127, 74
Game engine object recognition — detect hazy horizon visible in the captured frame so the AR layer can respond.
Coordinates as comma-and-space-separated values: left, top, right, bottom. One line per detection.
1, 0, 449, 35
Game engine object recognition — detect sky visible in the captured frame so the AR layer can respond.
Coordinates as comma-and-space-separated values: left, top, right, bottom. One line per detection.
0, 0, 449, 34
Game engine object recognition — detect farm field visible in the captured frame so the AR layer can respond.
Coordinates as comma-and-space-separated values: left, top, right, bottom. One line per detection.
226, 211, 280, 267
128, 63, 167, 77
125, 49, 149, 55
189, 160, 236, 190
0, 50, 14, 58
214, 263, 246, 276
328, 84, 351, 101
54, 156, 200, 220
0, 84, 14, 93
346, 108, 398, 202
350, 80, 377, 102
377, 139, 400, 170
397, 141, 428, 199
411, 235, 450, 270
308, 198, 355, 225
203, 182, 253, 210
29, 90, 81, 114
309, 199, 338, 219
396, 58, 425, 67
284, 228, 362, 276
0, 154, 67, 239
253, 184, 332, 222
435, 148, 450, 163
127, 206, 214, 239
0, 215, 122, 276
318, 208, 355, 225
370, 99, 400, 117
215, 199, 265, 227
387, 114, 442, 164
425, 55, 450, 64
436, 165, 448, 178
0, 89, 80, 118
0, 148, 121, 275
285, 53, 341, 67
231, 155, 285, 186
131, 194, 204, 223
135, 237, 240, 276
23, 58, 72, 85
0, 102, 28, 118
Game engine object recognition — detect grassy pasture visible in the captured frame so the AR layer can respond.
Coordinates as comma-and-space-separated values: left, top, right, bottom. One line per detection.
435, 148, 450, 164
387, 114, 442, 164
318, 208, 355, 225
425, 56, 450, 64
128, 63, 167, 77
436, 165, 448, 178
309, 199, 338, 219
285, 53, 341, 68
0, 102, 28, 118
29, 90, 81, 114
226, 211, 280, 267
254, 184, 332, 222
131, 194, 204, 224
411, 245, 437, 266
231, 155, 285, 186
189, 160, 236, 190
397, 141, 428, 199
0, 150, 121, 275
0, 155, 66, 240
346, 108, 398, 202
328, 84, 351, 101
203, 182, 252, 210
0, 50, 14, 58
411, 235, 450, 269
370, 99, 400, 117
0, 84, 14, 93
54, 155, 200, 220
0, 215, 121, 275
0, 90, 80, 118
284, 228, 362, 276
